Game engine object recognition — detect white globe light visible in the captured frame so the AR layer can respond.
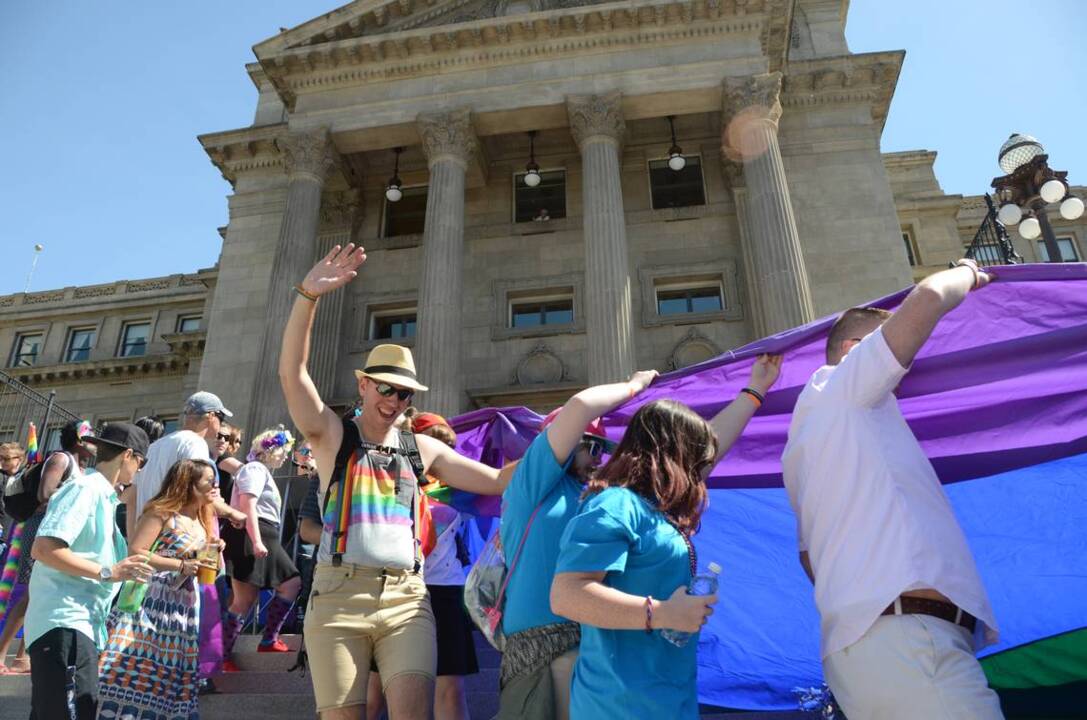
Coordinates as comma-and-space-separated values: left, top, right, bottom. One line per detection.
998, 133, 1044, 175
385, 185, 402, 203
997, 203, 1022, 226
1018, 216, 1041, 240
668, 153, 686, 171
1040, 179, 1065, 204
1060, 196, 1085, 220
523, 170, 541, 187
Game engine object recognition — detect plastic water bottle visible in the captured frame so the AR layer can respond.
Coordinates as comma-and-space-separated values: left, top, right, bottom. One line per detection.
661, 562, 721, 647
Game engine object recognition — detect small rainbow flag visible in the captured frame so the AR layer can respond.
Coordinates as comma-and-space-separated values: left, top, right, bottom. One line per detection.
25, 422, 39, 465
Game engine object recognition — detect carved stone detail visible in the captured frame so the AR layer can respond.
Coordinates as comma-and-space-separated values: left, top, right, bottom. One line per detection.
515, 343, 566, 385
417, 109, 479, 168
320, 188, 364, 230
566, 92, 625, 149
721, 72, 784, 126
720, 155, 745, 189
277, 127, 336, 182
668, 328, 722, 371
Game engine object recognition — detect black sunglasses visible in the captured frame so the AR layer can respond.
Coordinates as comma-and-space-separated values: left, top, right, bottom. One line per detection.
216, 432, 232, 442
579, 436, 616, 459
375, 382, 415, 402
133, 452, 147, 469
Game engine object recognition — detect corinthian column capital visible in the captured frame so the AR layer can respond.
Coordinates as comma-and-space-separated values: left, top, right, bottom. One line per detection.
417, 109, 479, 169
721, 72, 784, 127
277, 127, 337, 184
566, 92, 625, 150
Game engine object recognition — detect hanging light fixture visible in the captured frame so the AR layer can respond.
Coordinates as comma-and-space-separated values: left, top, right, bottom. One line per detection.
523, 131, 541, 187
385, 147, 404, 203
666, 115, 686, 171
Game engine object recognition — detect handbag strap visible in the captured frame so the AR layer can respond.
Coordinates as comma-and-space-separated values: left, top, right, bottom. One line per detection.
494, 503, 542, 611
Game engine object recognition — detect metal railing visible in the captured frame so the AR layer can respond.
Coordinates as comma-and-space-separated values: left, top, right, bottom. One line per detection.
0, 369, 81, 453
963, 193, 1023, 266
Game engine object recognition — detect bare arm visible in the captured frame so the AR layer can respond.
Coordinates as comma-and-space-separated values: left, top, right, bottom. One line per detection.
419, 434, 504, 495
217, 456, 243, 475
129, 513, 180, 573
236, 494, 267, 557
38, 453, 71, 502
279, 244, 367, 465
121, 484, 138, 538
709, 355, 782, 463
546, 370, 658, 464
551, 571, 715, 634
881, 260, 991, 368
32, 536, 151, 582
299, 518, 323, 545
799, 551, 814, 584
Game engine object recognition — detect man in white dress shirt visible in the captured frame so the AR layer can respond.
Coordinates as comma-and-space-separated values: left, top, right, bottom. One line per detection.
782, 259, 1004, 719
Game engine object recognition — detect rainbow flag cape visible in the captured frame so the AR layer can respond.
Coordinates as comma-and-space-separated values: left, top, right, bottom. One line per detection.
449, 263, 1087, 714
0, 523, 26, 636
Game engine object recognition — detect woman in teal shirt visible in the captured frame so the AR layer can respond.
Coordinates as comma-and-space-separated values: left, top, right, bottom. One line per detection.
551, 356, 781, 719
497, 369, 658, 720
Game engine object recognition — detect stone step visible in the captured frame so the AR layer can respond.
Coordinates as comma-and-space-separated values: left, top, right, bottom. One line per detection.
214, 669, 313, 695
233, 633, 303, 653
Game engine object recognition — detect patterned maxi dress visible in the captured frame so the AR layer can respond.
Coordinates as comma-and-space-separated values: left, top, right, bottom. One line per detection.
97, 516, 205, 720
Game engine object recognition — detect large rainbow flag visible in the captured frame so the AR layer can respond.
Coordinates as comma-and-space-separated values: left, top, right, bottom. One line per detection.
449, 263, 1087, 714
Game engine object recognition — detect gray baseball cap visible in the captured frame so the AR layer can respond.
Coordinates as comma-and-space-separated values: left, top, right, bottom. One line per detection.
184, 391, 233, 418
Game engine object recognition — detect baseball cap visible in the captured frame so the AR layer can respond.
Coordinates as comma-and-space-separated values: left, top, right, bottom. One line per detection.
87, 422, 150, 458
184, 391, 233, 418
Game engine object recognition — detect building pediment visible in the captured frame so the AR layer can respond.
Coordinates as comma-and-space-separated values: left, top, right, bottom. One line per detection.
253, 0, 792, 110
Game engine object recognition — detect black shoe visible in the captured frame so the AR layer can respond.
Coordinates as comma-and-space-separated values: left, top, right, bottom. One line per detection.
198, 678, 220, 695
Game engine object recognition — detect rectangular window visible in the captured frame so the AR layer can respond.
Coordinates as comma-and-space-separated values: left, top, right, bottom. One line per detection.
902, 230, 918, 266
514, 170, 567, 223
370, 310, 417, 340
64, 328, 96, 363
649, 156, 706, 210
1036, 236, 1081, 263
384, 186, 428, 237
10, 333, 43, 367
656, 283, 724, 316
118, 322, 151, 357
161, 417, 179, 435
510, 296, 574, 328
176, 315, 202, 333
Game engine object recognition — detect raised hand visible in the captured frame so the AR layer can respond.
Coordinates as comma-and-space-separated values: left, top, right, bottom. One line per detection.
747, 354, 783, 395
628, 369, 659, 394
299, 243, 368, 298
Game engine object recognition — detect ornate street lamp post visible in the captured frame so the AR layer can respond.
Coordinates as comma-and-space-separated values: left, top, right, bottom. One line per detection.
992, 133, 1084, 262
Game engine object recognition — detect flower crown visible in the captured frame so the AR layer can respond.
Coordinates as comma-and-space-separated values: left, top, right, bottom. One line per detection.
248, 428, 295, 462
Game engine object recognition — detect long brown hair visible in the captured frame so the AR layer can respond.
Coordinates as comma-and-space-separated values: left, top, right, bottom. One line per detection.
142, 459, 216, 539
585, 399, 718, 534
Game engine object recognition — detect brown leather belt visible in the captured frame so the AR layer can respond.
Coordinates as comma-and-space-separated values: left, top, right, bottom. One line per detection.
881, 596, 977, 633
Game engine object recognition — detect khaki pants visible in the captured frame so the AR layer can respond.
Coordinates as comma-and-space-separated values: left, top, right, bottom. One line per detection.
304, 563, 436, 712
824, 614, 1004, 720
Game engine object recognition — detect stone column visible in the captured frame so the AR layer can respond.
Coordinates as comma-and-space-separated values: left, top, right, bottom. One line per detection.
721, 73, 815, 335
414, 110, 478, 417
567, 92, 636, 384
721, 158, 768, 339
249, 128, 336, 438
309, 189, 363, 399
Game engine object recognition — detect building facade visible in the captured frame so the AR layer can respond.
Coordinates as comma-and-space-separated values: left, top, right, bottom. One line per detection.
2, 0, 1084, 441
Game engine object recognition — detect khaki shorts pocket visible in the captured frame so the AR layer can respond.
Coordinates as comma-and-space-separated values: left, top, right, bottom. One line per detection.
311, 567, 352, 598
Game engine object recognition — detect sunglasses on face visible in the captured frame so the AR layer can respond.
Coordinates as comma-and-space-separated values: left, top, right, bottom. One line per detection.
133, 453, 147, 469
579, 436, 616, 460
216, 432, 232, 442
375, 382, 415, 403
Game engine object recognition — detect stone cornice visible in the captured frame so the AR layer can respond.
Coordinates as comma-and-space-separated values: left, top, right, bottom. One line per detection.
0, 272, 213, 313
7, 340, 204, 387
780, 50, 904, 130
198, 123, 287, 187
256, 0, 776, 110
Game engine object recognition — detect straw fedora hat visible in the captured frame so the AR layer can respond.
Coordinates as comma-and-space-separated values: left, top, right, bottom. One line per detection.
353, 344, 429, 392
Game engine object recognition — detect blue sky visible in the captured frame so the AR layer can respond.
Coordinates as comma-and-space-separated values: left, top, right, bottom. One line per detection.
1, 1, 1083, 295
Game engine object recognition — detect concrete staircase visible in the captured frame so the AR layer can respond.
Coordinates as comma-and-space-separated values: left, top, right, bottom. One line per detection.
1, 634, 809, 720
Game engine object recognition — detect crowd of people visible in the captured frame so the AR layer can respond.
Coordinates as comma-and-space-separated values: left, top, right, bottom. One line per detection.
0, 243, 1005, 720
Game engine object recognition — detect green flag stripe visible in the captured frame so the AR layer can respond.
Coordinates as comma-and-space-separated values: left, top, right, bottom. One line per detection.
982, 627, 1087, 689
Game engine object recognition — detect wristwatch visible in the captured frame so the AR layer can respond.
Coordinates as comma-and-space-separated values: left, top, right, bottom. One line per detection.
98, 565, 113, 582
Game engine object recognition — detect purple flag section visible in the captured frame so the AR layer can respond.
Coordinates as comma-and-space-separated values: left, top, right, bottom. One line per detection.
600, 263, 1087, 488
449, 406, 543, 517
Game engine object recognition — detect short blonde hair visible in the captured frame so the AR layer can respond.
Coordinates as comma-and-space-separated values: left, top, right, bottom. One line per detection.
248, 426, 295, 462
0, 442, 25, 458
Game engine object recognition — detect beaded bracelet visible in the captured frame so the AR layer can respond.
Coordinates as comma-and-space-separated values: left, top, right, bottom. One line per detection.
293, 284, 319, 302
644, 595, 655, 634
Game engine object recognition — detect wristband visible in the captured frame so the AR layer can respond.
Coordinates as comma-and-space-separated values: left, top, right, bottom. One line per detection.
293, 284, 319, 302
644, 595, 655, 634
954, 259, 980, 290
740, 387, 764, 407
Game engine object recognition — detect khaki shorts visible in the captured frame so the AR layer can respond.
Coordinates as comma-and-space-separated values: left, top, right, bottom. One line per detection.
305, 563, 437, 712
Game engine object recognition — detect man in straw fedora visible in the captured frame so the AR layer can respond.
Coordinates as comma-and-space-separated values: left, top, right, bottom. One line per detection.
280, 243, 507, 720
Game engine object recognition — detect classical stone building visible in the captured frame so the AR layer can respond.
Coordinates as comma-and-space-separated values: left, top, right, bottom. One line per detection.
2, 0, 1084, 441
